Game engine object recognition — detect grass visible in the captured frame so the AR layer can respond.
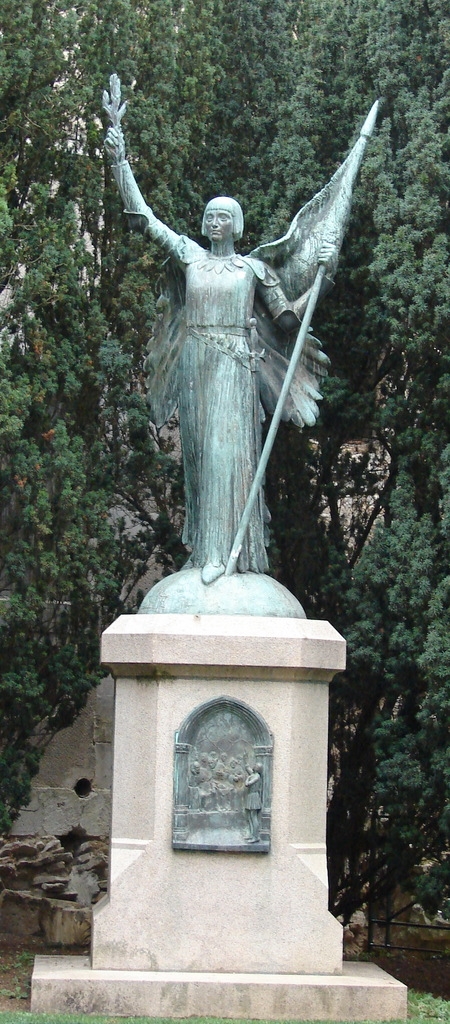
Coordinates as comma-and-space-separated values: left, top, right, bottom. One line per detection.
408, 992, 450, 1020
0, 950, 34, 1001
0, 993, 449, 1024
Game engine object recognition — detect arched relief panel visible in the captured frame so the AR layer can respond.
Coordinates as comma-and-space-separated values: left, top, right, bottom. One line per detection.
173, 696, 273, 853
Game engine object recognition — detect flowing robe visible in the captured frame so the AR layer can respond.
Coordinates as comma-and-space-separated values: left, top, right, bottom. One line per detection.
145, 228, 296, 574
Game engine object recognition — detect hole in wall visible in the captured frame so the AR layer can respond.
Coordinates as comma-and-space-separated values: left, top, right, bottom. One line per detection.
59, 827, 88, 850
74, 778, 92, 798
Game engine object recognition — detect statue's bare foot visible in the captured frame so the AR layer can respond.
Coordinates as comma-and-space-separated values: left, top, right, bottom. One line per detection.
201, 562, 225, 585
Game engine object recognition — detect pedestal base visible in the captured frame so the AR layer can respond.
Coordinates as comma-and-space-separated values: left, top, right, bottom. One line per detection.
30, 616, 406, 1020
31, 956, 407, 1020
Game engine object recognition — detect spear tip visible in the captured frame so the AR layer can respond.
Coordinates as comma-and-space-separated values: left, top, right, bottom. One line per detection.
360, 99, 379, 139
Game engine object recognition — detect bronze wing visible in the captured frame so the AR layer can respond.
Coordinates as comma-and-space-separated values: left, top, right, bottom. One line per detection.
251, 101, 379, 427
143, 260, 186, 429
254, 294, 330, 429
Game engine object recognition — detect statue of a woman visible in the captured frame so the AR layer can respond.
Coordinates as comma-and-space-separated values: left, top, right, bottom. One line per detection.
105, 124, 334, 586
103, 91, 376, 607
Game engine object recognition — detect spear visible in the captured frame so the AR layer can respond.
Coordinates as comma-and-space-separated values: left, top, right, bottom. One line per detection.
225, 100, 379, 578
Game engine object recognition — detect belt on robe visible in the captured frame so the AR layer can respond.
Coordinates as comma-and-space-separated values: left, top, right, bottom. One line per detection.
186, 325, 250, 336
188, 326, 254, 370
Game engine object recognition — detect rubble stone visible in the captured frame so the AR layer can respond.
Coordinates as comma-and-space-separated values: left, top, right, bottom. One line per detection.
0, 834, 108, 944
39, 898, 91, 946
0, 890, 42, 936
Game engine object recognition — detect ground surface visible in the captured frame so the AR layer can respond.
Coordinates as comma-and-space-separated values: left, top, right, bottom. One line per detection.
0, 937, 88, 1012
0, 936, 448, 1014
370, 950, 450, 1001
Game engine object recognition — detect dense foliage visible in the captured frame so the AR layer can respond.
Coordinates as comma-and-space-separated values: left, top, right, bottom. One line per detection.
264, 0, 450, 920
1, 0, 449, 920
0, 0, 185, 830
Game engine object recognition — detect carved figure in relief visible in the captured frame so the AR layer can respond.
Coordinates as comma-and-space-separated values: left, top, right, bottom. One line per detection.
229, 757, 247, 810
212, 760, 235, 810
190, 754, 215, 810
244, 764, 263, 843
188, 748, 255, 815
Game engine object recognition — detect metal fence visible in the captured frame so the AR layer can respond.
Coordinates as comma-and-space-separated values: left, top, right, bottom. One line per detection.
368, 893, 450, 955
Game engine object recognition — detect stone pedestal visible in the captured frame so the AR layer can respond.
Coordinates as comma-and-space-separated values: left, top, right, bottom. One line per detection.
31, 614, 407, 1020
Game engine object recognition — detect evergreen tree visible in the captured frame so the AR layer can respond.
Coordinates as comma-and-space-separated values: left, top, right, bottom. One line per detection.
264, 0, 450, 920
0, 0, 188, 828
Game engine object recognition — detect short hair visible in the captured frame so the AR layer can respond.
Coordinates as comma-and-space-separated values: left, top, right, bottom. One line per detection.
201, 196, 244, 240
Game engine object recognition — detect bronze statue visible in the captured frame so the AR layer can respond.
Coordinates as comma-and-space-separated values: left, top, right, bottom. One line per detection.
103, 77, 377, 612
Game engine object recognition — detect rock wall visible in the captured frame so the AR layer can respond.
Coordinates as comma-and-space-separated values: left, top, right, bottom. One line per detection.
0, 835, 108, 945
2, 676, 114, 946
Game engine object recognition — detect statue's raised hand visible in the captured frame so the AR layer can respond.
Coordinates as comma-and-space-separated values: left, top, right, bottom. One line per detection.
105, 125, 126, 164
102, 74, 127, 163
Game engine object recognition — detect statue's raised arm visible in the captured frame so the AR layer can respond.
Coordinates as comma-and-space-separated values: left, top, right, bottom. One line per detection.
103, 75, 181, 253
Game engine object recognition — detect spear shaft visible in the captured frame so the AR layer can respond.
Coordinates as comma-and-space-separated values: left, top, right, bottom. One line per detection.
224, 261, 326, 577
225, 100, 378, 578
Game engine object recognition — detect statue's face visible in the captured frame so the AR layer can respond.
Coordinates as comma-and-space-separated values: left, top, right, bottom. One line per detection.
203, 207, 234, 243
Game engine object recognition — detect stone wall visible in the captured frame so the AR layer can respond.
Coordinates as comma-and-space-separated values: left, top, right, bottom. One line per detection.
10, 676, 113, 838
1, 676, 114, 946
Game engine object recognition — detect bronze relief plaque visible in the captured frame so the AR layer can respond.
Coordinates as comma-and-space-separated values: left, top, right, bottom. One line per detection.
173, 696, 273, 852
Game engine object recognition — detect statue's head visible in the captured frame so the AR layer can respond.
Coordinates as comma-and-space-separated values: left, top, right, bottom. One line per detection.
202, 196, 244, 241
